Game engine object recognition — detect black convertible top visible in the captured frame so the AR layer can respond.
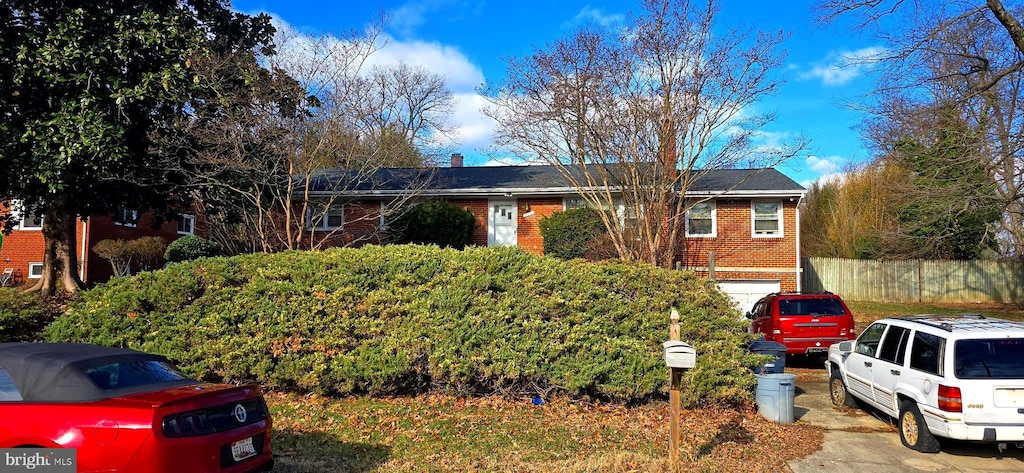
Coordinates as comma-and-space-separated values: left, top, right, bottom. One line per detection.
0, 343, 197, 402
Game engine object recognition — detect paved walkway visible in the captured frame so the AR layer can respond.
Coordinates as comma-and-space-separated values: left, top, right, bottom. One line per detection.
786, 369, 1024, 473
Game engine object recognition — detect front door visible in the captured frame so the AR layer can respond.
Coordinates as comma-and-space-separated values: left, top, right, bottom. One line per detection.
488, 201, 517, 246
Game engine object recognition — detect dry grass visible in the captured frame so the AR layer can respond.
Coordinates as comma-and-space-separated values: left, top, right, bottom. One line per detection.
267, 392, 822, 473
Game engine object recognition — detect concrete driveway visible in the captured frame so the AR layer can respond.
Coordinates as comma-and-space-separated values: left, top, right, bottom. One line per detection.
786, 368, 1024, 473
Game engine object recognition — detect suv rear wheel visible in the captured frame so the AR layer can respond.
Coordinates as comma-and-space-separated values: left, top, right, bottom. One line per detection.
898, 400, 940, 453
829, 371, 857, 407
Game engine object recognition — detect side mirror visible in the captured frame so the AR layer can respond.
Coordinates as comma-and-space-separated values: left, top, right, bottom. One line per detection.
745, 311, 754, 320
836, 341, 853, 353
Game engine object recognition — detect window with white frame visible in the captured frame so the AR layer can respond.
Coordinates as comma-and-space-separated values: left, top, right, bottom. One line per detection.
114, 206, 138, 227
563, 197, 586, 210
751, 201, 783, 237
9, 200, 43, 230
308, 203, 344, 230
177, 214, 195, 235
28, 263, 44, 279
686, 200, 716, 237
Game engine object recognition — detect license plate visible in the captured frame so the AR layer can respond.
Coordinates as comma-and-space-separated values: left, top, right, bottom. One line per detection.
994, 388, 1024, 408
231, 437, 257, 462
806, 347, 827, 353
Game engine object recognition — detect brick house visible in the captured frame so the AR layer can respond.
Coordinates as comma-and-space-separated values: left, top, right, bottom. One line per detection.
0, 203, 200, 286
308, 159, 806, 313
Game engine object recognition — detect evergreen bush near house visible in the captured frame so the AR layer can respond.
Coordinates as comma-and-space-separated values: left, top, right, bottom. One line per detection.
539, 207, 607, 260
48, 245, 758, 405
390, 200, 476, 249
164, 235, 222, 263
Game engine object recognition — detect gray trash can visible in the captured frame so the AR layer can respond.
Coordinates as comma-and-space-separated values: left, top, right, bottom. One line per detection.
755, 373, 795, 423
748, 340, 787, 374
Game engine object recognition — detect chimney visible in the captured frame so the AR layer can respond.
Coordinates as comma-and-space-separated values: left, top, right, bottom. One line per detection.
450, 153, 464, 168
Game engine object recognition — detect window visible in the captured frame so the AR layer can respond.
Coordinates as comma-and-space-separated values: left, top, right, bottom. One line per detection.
878, 326, 911, 365
751, 201, 782, 237
308, 204, 344, 230
9, 200, 42, 230
83, 360, 189, 390
563, 197, 585, 210
28, 263, 44, 279
955, 339, 1024, 379
114, 206, 138, 227
855, 323, 887, 357
177, 214, 195, 235
0, 367, 22, 401
909, 331, 945, 376
777, 298, 847, 316
686, 201, 716, 237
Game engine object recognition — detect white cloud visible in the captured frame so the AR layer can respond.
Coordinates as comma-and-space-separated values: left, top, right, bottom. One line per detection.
451, 92, 497, 150
370, 35, 484, 92
799, 47, 887, 87
801, 171, 847, 188
566, 5, 625, 28
806, 155, 843, 175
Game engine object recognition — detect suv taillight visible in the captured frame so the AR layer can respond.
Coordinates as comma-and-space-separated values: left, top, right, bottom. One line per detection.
938, 385, 962, 413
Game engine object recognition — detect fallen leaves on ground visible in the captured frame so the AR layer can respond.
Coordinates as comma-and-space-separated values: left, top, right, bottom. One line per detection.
267, 392, 823, 472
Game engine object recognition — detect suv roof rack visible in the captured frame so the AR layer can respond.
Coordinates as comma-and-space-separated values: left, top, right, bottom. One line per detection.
765, 291, 835, 297
896, 314, 988, 332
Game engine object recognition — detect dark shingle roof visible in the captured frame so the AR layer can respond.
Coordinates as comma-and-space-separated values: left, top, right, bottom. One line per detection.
308, 165, 803, 195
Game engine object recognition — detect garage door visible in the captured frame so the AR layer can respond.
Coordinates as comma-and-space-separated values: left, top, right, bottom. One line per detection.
717, 280, 780, 316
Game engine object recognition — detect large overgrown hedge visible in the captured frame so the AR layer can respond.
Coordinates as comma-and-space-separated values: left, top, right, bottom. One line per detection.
47, 245, 759, 405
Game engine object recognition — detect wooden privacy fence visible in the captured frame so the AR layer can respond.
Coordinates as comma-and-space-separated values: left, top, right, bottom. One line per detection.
802, 257, 1024, 304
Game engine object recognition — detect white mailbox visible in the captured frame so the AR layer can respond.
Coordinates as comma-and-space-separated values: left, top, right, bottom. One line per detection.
663, 341, 696, 369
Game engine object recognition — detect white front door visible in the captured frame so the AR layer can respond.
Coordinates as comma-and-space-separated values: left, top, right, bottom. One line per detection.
488, 201, 517, 246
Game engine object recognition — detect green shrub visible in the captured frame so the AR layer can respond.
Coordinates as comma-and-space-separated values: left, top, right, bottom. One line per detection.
539, 207, 607, 260
390, 200, 476, 249
94, 236, 168, 276
0, 288, 58, 342
48, 246, 758, 405
164, 235, 222, 263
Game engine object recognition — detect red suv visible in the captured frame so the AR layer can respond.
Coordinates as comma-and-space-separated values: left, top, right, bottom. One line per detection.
747, 292, 856, 355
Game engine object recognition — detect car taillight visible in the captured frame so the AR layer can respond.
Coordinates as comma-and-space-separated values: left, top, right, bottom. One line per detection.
938, 385, 962, 412
162, 397, 269, 438
163, 410, 213, 437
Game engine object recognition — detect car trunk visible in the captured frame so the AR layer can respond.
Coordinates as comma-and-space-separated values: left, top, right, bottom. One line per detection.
953, 338, 1024, 425
777, 298, 851, 345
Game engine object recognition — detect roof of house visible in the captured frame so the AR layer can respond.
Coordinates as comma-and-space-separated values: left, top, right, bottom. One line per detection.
307, 165, 804, 198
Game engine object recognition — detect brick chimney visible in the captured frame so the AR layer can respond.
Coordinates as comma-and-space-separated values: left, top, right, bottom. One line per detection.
450, 153, 464, 168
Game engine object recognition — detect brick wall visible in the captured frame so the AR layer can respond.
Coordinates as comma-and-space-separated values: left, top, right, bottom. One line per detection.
676, 199, 800, 291
0, 210, 188, 286
448, 199, 489, 248
516, 198, 563, 255
85, 213, 189, 283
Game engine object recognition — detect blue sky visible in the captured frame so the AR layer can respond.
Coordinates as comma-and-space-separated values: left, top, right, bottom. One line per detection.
232, 0, 884, 186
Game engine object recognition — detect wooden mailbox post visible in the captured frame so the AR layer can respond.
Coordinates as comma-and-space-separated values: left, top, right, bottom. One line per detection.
668, 309, 681, 464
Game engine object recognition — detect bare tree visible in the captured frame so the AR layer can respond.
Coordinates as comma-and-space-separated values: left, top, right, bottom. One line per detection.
820, 0, 1024, 256
484, 0, 805, 268
168, 18, 453, 252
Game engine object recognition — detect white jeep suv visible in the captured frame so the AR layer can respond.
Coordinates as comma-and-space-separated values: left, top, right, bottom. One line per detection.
827, 315, 1024, 452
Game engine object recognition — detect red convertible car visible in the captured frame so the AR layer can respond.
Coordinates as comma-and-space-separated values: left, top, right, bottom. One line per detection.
0, 343, 273, 472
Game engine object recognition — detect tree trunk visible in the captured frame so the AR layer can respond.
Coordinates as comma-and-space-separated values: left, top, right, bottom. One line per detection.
25, 209, 85, 296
